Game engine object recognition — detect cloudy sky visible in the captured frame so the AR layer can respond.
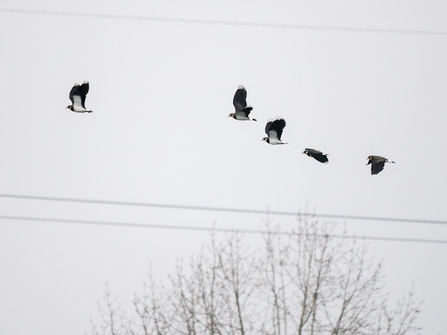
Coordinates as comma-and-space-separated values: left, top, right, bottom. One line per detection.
0, 1, 446, 334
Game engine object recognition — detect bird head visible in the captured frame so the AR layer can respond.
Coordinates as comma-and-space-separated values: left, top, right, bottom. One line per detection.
366, 156, 373, 165
262, 137, 269, 143
302, 149, 308, 155
228, 113, 235, 118
66, 105, 73, 111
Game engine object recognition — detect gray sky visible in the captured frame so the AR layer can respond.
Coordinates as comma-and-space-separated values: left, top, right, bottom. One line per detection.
0, 1, 446, 334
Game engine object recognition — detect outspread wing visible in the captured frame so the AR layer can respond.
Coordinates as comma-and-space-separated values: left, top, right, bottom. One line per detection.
314, 153, 328, 163
265, 120, 273, 136
233, 86, 248, 112
306, 148, 328, 163
78, 82, 90, 108
371, 161, 385, 175
69, 84, 80, 104
266, 118, 286, 140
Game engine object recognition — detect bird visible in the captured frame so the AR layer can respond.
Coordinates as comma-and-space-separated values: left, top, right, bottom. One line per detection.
303, 148, 329, 163
228, 86, 256, 121
367, 155, 395, 175
262, 118, 287, 144
66, 81, 93, 113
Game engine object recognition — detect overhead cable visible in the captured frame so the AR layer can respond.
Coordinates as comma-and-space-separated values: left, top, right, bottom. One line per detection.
1, 8, 446, 36
0, 193, 446, 226
0, 214, 446, 245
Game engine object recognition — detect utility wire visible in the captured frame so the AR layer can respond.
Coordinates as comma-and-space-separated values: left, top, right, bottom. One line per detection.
0, 214, 446, 245
1, 8, 446, 36
1, 193, 446, 226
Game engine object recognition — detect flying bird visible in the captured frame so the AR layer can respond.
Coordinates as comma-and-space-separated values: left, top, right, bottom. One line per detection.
229, 86, 256, 121
66, 81, 93, 113
367, 155, 395, 175
262, 118, 287, 145
303, 148, 329, 163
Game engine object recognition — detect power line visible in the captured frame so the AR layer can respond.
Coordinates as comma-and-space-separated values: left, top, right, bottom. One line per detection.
0, 214, 446, 245
0, 193, 446, 226
1, 193, 445, 225
1, 8, 446, 36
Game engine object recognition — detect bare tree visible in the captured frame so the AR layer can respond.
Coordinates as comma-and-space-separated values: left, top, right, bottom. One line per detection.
91, 218, 421, 335
257, 219, 380, 334
91, 283, 131, 335
165, 233, 259, 335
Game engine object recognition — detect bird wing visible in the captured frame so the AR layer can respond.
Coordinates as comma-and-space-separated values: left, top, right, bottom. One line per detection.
306, 149, 328, 163
265, 120, 273, 136
77, 82, 90, 108
233, 86, 248, 112
268, 118, 286, 140
69, 84, 80, 104
313, 153, 328, 163
371, 161, 385, 175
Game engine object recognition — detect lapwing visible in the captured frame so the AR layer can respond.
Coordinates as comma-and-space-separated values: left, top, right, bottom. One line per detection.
229, 86, 256, 121
262, 118, 287, 145
367, 155, 395, 175
66, 81, 93, 113
303, 148, 329, 163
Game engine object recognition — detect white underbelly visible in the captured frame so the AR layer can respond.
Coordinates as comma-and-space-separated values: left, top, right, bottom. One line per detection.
73, 106, 88, 112
269, 139, 283, 145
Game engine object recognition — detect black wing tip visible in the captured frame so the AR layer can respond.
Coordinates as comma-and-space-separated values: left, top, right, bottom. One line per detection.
265, 118, 285, 132
304, 149, 329, 163
267, 117, 286, 124
315, 154, 329, 163
235, 85, 247, 95
275, 118, 286, 128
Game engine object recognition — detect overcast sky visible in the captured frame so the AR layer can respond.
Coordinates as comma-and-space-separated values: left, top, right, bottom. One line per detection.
0, 1, 446, 334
